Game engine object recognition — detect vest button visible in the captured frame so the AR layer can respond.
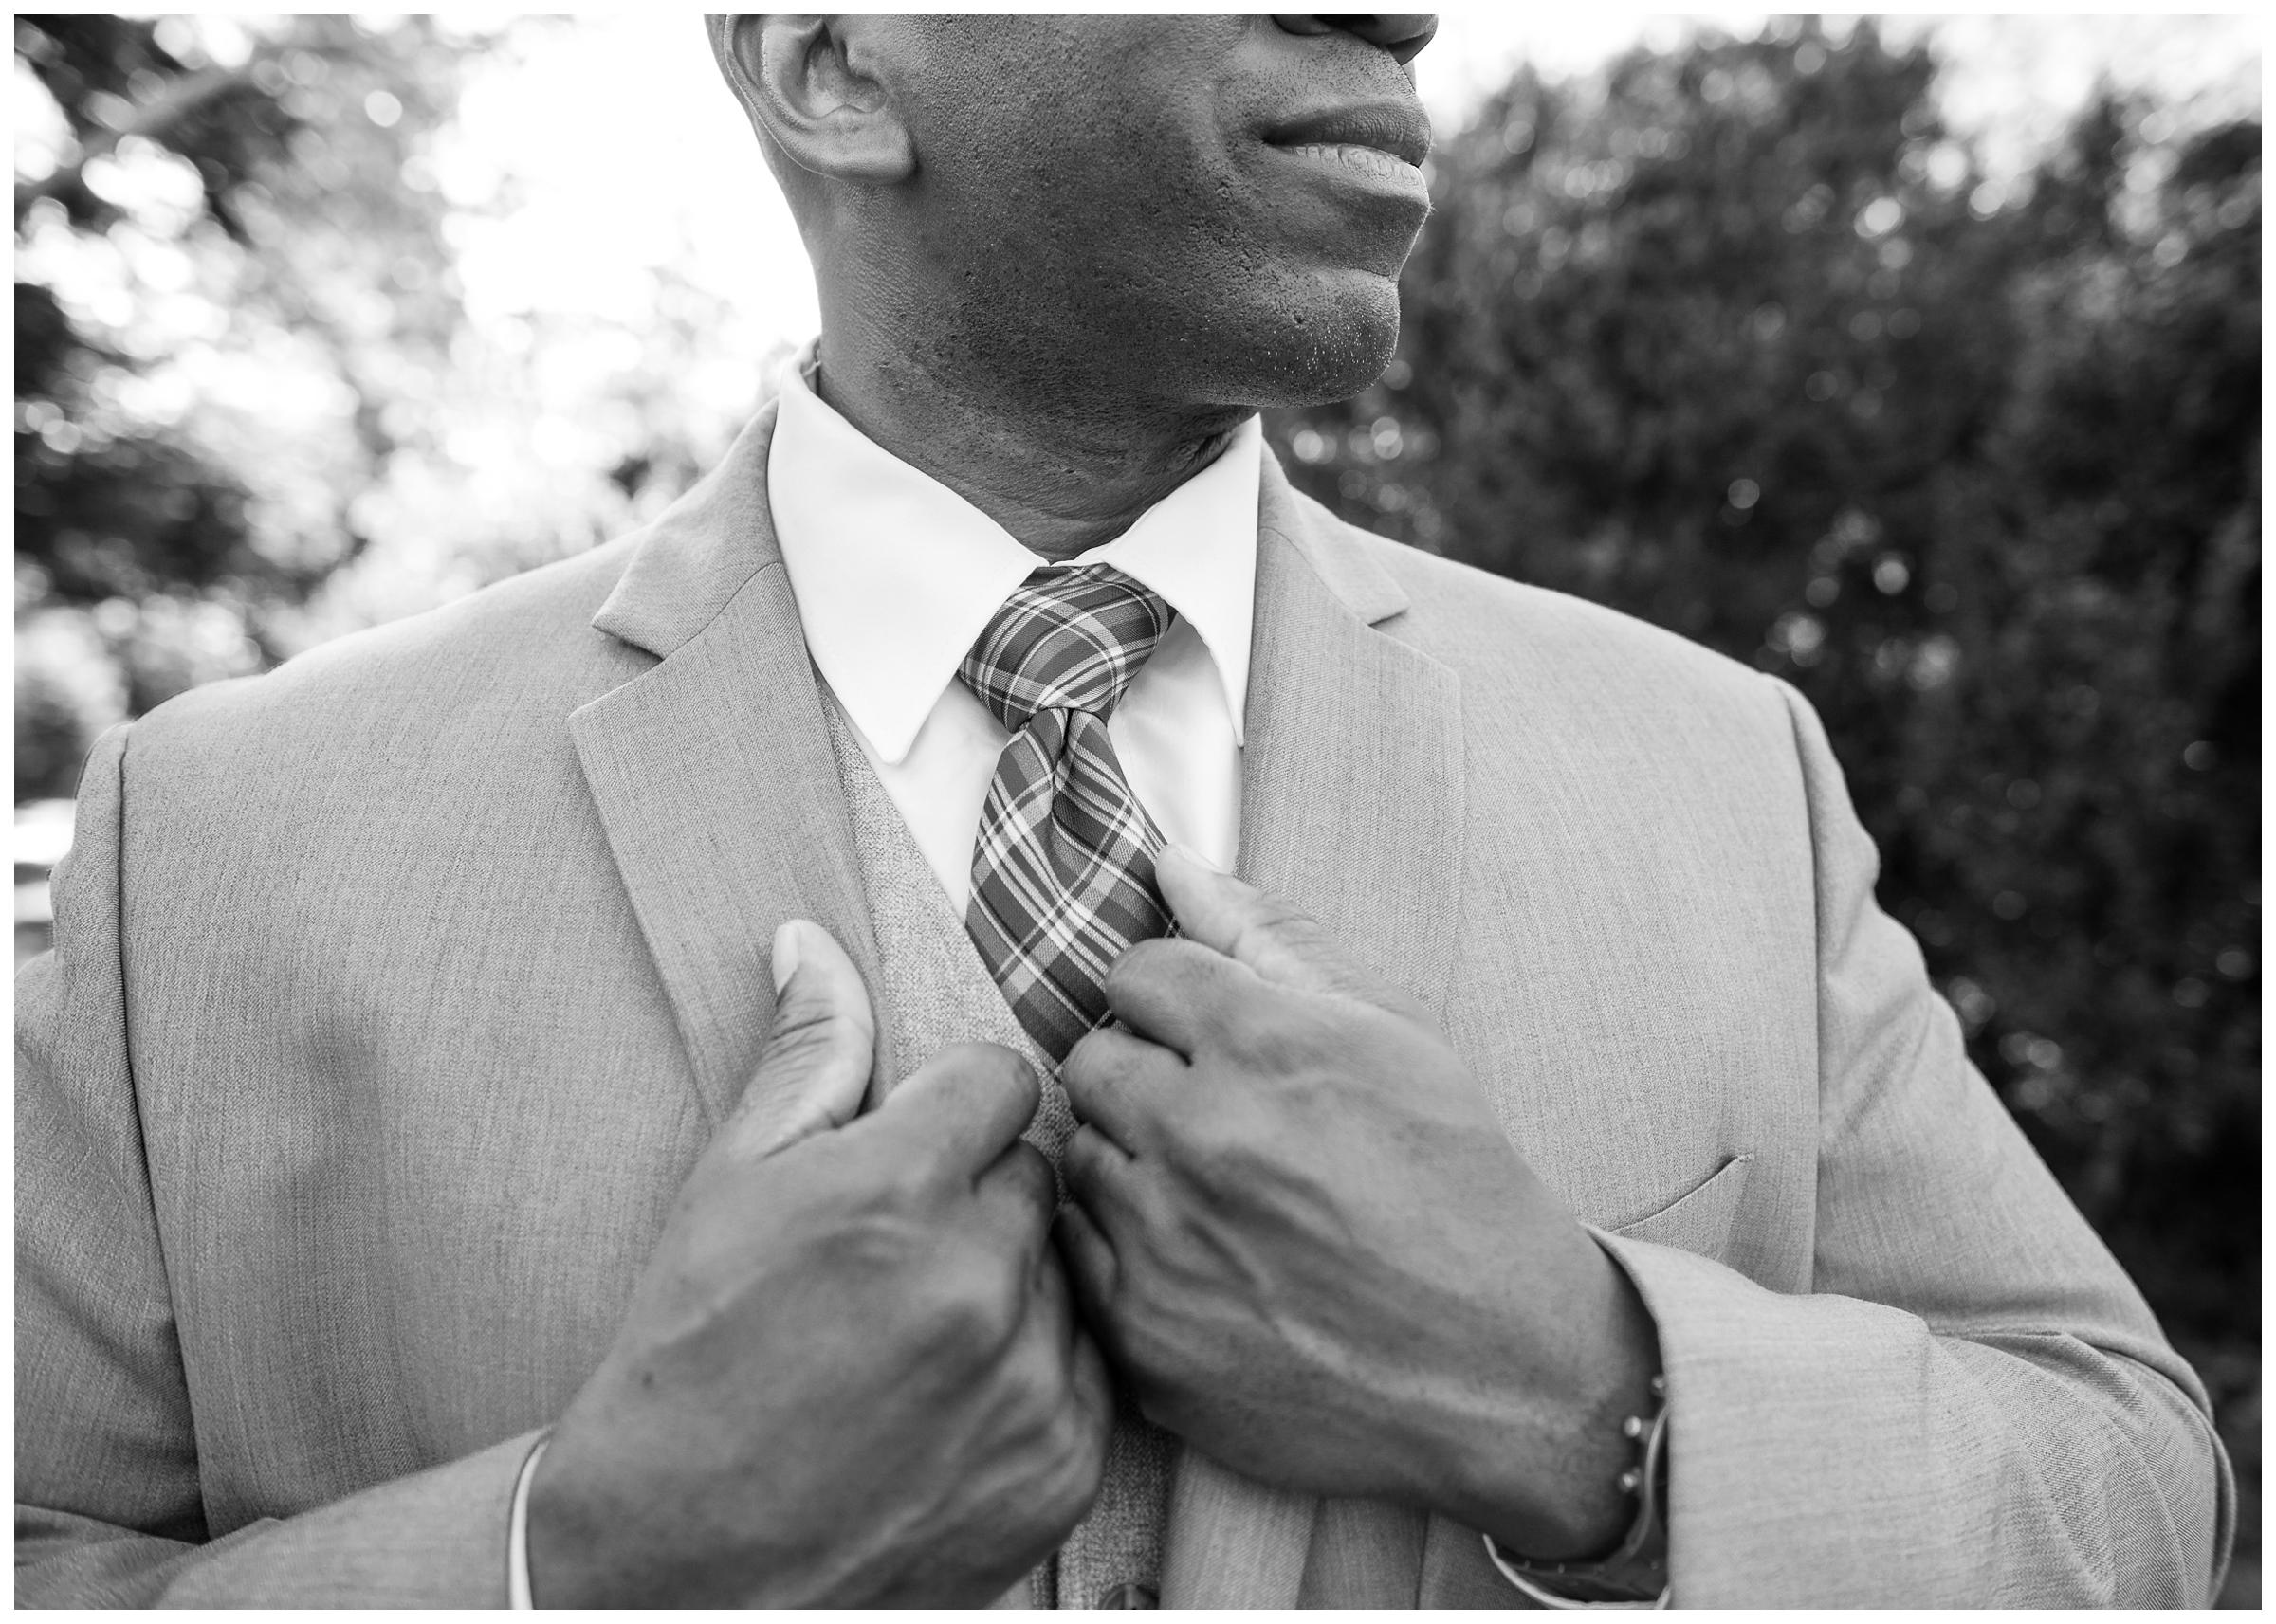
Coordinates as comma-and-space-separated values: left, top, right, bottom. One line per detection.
1096, 1581, 1158, 1608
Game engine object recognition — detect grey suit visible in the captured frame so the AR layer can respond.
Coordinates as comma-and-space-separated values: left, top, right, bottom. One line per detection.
15, 404, 2231, 1605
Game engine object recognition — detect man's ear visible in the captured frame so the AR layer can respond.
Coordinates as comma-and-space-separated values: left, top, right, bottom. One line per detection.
706, 14, 915, 185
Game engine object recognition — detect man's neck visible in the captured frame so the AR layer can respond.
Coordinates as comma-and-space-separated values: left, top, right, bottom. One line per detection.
813, 327, 1250, 563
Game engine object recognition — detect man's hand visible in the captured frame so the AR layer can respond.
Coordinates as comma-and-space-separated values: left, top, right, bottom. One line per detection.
528, 921, 1113, 1606
1055, 848, 1659, 1560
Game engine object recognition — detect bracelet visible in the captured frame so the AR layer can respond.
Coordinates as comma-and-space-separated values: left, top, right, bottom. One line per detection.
1482, 1374, 1670, 1609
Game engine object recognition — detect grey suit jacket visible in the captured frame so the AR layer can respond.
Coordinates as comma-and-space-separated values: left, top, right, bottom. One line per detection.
15, 404, 2232, 1606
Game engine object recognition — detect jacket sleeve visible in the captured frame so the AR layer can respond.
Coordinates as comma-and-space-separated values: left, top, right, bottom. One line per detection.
15, 723, 542, 1606
1593, 680, 2234, 1607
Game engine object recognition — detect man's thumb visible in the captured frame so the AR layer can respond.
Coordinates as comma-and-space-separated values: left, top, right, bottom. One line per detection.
1153, 844, 1430, 1022
717, 919, 877, 1162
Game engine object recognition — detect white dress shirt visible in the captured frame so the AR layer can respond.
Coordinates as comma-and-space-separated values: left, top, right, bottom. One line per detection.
503, 371, 1643, 1607
766, 344, 1257, 911
507, 355, 1257, 1605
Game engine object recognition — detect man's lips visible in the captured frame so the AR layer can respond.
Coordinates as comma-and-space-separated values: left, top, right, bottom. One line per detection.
1261, 101, 1433, 169
1273, 140, 1429, 193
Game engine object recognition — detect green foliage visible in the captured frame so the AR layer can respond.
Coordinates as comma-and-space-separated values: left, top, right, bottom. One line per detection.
14, 14, 485, 791
11, 13, 2260, 1597
1268, 21, 2259, 1587
14, 17, 770, 799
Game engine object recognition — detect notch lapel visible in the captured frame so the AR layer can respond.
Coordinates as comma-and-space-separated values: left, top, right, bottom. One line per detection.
1239, 455, 1465, 1012
1159, 454, 1467, 1608
570, 405, 886, 1126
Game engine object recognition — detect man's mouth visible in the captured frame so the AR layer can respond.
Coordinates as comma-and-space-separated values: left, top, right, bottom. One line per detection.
1261, 101, 1433, 199
1262, 101, 1433, 168
1276, 142, 1421, 184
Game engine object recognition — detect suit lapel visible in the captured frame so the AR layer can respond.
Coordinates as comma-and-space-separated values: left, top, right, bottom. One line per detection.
1160, 453, 1466, 1608
1239, 455, 1466, 1014
575, 416, 1463, 1598
571, 403, 885, 1126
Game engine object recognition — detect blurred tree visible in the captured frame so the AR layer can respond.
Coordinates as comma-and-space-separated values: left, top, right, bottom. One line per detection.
14, 18, 774, 801
13, 14, 486, 794
10, 9, 2259, 1603
1269, 17, 2259, 1598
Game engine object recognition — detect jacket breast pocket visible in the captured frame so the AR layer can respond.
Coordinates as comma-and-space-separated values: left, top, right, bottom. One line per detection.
1605, 1154, 1754, 1260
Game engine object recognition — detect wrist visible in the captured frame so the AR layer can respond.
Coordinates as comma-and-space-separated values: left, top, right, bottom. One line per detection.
524, 1429, 643, 1609
523, 1433, 586, 1608
1438, 1237, 1662, 1558
1482, 1375, 1670, 1606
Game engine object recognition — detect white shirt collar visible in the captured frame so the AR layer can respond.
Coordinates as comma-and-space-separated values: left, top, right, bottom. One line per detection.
767, 343, 1259, 764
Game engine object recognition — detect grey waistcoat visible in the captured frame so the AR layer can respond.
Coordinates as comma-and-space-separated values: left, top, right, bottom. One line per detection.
821, 694, 1174, 1609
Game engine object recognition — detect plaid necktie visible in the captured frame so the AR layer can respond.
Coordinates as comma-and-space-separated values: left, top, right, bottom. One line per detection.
962, 565, 1175, 1061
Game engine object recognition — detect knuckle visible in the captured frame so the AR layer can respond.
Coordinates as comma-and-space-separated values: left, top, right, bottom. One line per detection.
1063, 1122, 1107, 1177
1256, 894, 1317, 931
1229, 999, 1324, 1067
951, 1237, 1033, 1337
1131, 1382, 1183, 1437
1172, 1109, 1242, 1179
1051, 1404, 1110, 1498
845, 1167, 945, 1240
1066, 1041, 1148, 1120
1003, 1140, 1055, 1205
1014, 1342, 1067, 1422
1156, 1114, 1265, 1200
1019, 1451, 1100, 1547
942, 1040, 1041, 1106
1174, 1127, 1247, 1200
1232, 896, 1316, 953
1060, 1028, 1112, 1088
927, 1254, 1025, 1359
812, 1204, 928, 1292
1106, 937, 1177, 995
1089, 1224, 1149, 1310
866, 1154, 937, 1213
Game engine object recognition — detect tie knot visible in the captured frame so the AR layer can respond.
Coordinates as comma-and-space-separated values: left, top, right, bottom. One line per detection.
961, 565, 1172, 733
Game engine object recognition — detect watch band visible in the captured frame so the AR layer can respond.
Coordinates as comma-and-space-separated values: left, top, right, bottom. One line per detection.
1482, 1374, 1671, 1609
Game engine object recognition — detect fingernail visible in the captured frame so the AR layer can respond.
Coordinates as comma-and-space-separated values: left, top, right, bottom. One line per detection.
771, 920, 803, 994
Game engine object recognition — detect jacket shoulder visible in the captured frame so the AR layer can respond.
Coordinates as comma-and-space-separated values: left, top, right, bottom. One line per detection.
1328, 515, 1782, 723
127, 536, 648, 770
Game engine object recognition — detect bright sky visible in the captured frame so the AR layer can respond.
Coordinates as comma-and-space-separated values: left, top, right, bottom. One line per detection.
8, 10, 2262, 826
444, 13, 2263, 360
13, 9, 2263, 648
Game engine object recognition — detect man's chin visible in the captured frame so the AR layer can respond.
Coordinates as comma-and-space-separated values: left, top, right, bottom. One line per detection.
1214, 266, 1404, 410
